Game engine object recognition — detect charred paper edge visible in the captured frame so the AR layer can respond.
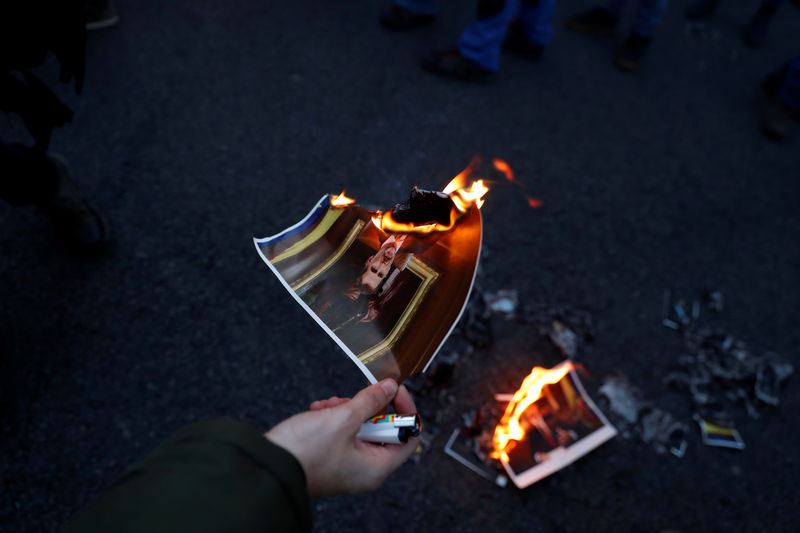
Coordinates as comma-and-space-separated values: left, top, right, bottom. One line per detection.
444, 429, 506, 486
500, 366, 618, 489
254, 195, 378, 384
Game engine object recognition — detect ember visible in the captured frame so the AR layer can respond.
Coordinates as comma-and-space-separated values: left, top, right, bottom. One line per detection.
490, 362, 577, 462
492, 158, 514, 181
527, 197, 542, 208
331, 190, 355, 207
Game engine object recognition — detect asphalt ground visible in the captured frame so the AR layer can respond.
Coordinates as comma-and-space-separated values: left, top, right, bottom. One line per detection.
1, 1, 799, 531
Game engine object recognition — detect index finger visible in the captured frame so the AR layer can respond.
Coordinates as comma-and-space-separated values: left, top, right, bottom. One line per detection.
392, 385, 416, 416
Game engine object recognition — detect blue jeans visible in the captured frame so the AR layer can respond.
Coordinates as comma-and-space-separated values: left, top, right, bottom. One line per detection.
457, 0, 556, 71
606, 0, 668, 38
780, 54, 800, 110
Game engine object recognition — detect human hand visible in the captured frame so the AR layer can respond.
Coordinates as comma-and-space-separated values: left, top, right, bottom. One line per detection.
265, 379, 417, 498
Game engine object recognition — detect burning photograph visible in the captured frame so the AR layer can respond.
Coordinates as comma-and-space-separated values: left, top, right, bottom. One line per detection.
254, 184, 483, 383
492, 362, 617, 488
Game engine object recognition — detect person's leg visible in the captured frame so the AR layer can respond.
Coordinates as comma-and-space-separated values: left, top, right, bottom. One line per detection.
517, 0, 556, 47
0, 143, 58, 207
629, 0, 668, 39
759, 55, 800, 141
612, 0, 666, 71
742, 0, 780, 48
457, 0, 519, 71
0, 142, 110, 248
503, 0, 555, 60
380, 0, 436, 31
778, 55, 800, 110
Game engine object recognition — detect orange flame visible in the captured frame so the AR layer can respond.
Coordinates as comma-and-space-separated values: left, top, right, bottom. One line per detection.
493, 159, 514, 182
490, 362, 576, 463
331, 191, 356, 207
443, 155, 482, 194
375, 158, 489, 234
527, 197, 542, 208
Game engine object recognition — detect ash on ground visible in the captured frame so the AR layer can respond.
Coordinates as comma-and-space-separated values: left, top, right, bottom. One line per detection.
661, 290, 794, 446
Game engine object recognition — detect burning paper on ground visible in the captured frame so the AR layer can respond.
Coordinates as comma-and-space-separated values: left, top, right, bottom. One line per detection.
446, 362, 616, 489
254, 167, 486, 383
491, 362, 617, 488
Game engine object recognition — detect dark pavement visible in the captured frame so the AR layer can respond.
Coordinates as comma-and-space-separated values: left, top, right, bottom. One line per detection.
2, 1, 799, 531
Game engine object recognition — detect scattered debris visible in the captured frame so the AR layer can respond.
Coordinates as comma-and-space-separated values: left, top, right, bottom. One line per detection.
598, 377, 642, 425
549, 321, 578, 359
483, 290, 518, 318
639, 408, 688, 458
661, 289, 793, 448
705, 290, 724, 312
755, 354, 794, 406
694, 415, 745, 450
598, 376, 688, 457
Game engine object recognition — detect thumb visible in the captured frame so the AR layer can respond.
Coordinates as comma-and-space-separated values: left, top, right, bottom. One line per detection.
346, 379, 398, 423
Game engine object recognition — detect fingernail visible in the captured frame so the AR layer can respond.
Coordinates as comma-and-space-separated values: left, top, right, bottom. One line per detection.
380, 379, 398, 399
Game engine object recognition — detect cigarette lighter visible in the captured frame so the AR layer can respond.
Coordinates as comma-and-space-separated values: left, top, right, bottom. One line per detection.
357, 414, 421, 444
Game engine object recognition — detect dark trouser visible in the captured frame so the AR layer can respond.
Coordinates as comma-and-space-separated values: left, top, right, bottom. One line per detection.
606, 0, 668, 38
0, 143, 57, 207
395, 0, 555, 71
780, 54, 800, 110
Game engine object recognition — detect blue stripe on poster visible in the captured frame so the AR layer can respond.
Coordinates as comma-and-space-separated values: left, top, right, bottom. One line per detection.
259, 195, 331, 247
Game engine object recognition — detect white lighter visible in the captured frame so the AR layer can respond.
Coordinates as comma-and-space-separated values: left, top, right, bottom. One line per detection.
357, 414, 421, 444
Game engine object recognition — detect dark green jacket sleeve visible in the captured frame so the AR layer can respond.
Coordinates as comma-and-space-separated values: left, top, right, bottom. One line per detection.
62, 418, 312, 533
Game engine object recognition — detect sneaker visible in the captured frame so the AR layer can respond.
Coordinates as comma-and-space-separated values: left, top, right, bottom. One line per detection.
502, 19, 546, 61
564, 7, 618, 36
741, 4, 776, 48
420, 48, 492, 82
39, 155, 111, 250
684, 0, 721, 20
379, 5, 436, 31
86, 0, 119, 31
613, 33, 652, 72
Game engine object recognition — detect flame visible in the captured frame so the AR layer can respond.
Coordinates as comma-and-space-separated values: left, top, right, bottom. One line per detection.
375, 158, 489, 234
331, 191, 356, 207
527, 197, 542, 208
443, 155, 482, 195
372, 209, 458, 234
451, 179, 489, 211
493, 159, 514, 182
490, 362, 576, 463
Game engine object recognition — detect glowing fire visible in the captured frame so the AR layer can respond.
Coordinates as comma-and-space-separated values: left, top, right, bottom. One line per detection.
443, 155, 482, 195
527, 197, 542, 208
331, 190, 356, 207
490, 362, 576, 463
493, 159, 514, 182
373, 158, 489, 234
